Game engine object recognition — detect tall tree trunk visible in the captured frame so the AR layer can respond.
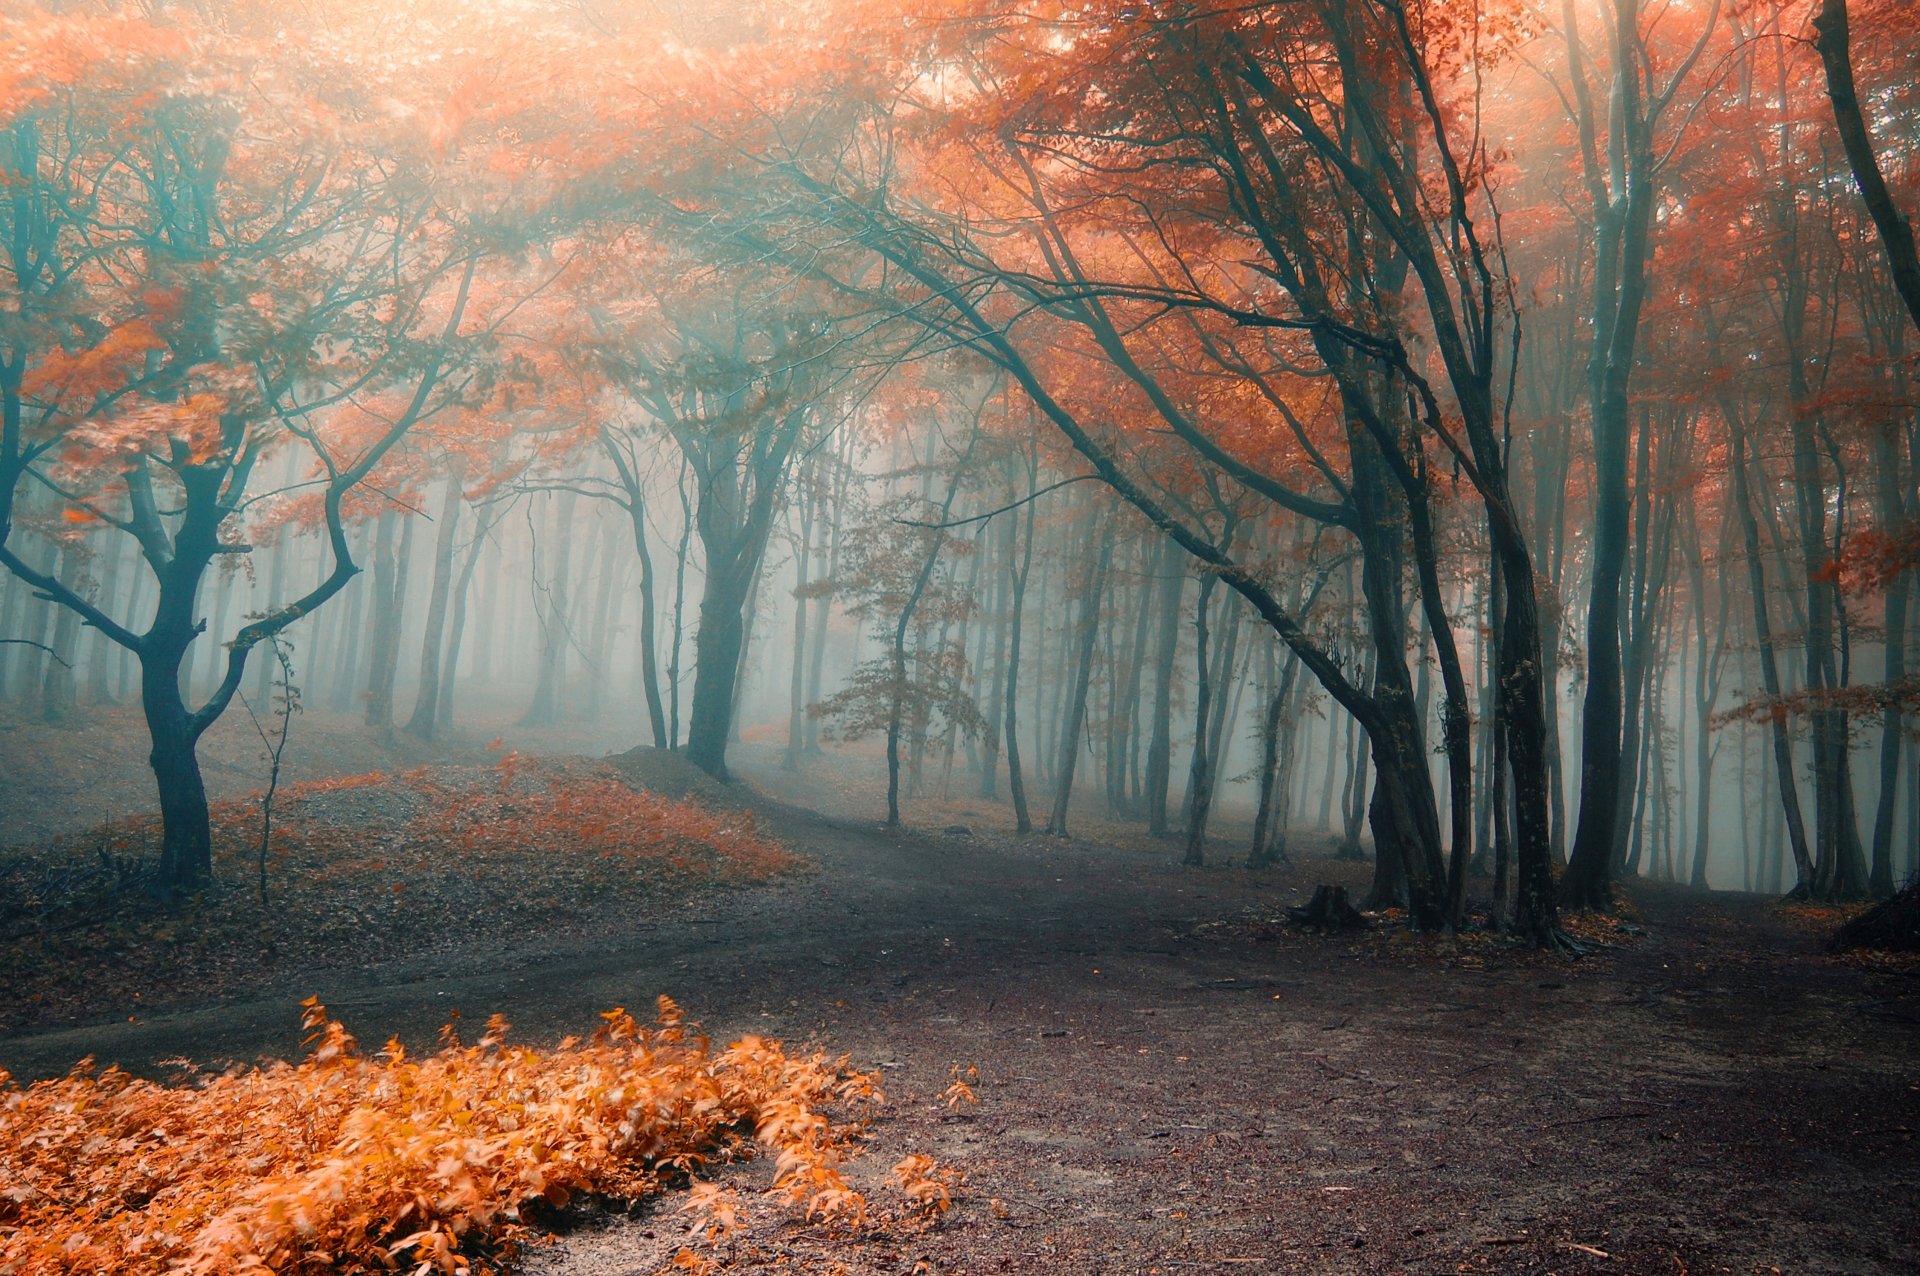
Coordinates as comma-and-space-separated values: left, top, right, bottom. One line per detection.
87, 533, 128, 705
1003, 453, 1040, 833
404, 472, 464, 740
1249, 641, 1304, 869
364, 509, 412, 733
1046, 513, 1111, 836
978, 495, 1014, 798
522, 491, 577, 728
1182, 573, 1218, 867
1686, 503, 1733, 890
1813, 0, 1920, 338
785, 467, 816, 769
668, 458, 695, 750
436, 505, 494, 733
38, 540, 83, 721
1107, 535, 1155, 817
884, 469, 966, 826
1562, 0, 1658, 912
1144, 536, 1184, 835
1727, 412, 1816, 893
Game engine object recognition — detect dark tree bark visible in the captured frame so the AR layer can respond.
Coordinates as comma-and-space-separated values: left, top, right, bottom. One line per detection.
978, 484, 1015, 799
604, 434, 671, 748
1561, 0, 1660, 913
681, 406, 808, 780
1813, 0, 1920, 338
1182, 571, 1220, 867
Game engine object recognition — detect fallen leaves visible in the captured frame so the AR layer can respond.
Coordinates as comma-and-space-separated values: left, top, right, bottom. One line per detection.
0, 997, 878, 1276
0, 758, 801, 1035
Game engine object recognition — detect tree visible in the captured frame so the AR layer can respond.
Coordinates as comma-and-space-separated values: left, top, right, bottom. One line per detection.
641, 0, 1570, 940
0, 3, 546, 895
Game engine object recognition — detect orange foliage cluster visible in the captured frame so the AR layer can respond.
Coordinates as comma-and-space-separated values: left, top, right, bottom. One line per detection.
167, 756, 795, 885
0, 998, 879, 1275
436, 756, 796, 879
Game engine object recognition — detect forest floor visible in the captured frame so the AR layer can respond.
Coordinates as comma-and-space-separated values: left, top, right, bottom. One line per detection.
3, 706, 1919, 1274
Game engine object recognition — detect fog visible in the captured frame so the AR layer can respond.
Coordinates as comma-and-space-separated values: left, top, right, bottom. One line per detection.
3, 0, 1917, 927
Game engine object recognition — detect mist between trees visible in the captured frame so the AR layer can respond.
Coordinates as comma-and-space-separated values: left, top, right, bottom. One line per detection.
3, 0, 1919, 945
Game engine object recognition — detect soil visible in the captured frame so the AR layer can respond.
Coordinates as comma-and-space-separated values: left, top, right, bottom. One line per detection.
4, 716, 1919, 1275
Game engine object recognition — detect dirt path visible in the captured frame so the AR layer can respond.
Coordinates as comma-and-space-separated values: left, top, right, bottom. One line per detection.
4, 749, 1918, 1275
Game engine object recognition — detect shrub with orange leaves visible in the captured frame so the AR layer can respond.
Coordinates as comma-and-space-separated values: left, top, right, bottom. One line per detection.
890, 1153, 961, 1219
0, 997, 879, 1275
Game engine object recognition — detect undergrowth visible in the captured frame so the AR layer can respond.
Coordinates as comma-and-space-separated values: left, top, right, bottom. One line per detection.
0, 997, 910, 1275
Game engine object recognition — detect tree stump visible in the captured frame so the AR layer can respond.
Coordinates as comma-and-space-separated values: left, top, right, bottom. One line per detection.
1827, 880, 1920, 953
1287, 884, 1372, 933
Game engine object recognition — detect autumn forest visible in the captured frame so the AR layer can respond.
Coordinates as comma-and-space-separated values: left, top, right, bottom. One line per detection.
3, 0, 1919, 1272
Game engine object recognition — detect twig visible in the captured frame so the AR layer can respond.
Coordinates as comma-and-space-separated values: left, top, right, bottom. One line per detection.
237, 634, 300, 908
0, 637, 71, 668
893, 473, 1100, 529
1544, 1106, 1666, 1129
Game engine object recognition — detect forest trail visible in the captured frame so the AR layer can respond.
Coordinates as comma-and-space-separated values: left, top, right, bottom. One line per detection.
5, 749, 1919, 1273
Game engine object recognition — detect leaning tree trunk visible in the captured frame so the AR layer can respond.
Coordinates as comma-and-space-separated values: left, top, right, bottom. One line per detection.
1814, 0, 1920, 339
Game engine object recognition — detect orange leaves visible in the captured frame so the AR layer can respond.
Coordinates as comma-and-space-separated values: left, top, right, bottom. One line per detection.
442, 758, 797, 878
0, 1000, 882, 1276
939, 1064, 979, 1111
891, 1153, 960, 1218
20, 319, 167, 415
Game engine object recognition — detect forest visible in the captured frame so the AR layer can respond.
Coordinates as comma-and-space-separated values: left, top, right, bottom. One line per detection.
2, 0, 1918, 1273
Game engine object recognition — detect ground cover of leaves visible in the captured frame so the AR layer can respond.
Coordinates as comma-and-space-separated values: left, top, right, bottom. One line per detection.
0, 750, 796, 1035
4, 728, 1918, 1274
0, 996, 931, 1275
